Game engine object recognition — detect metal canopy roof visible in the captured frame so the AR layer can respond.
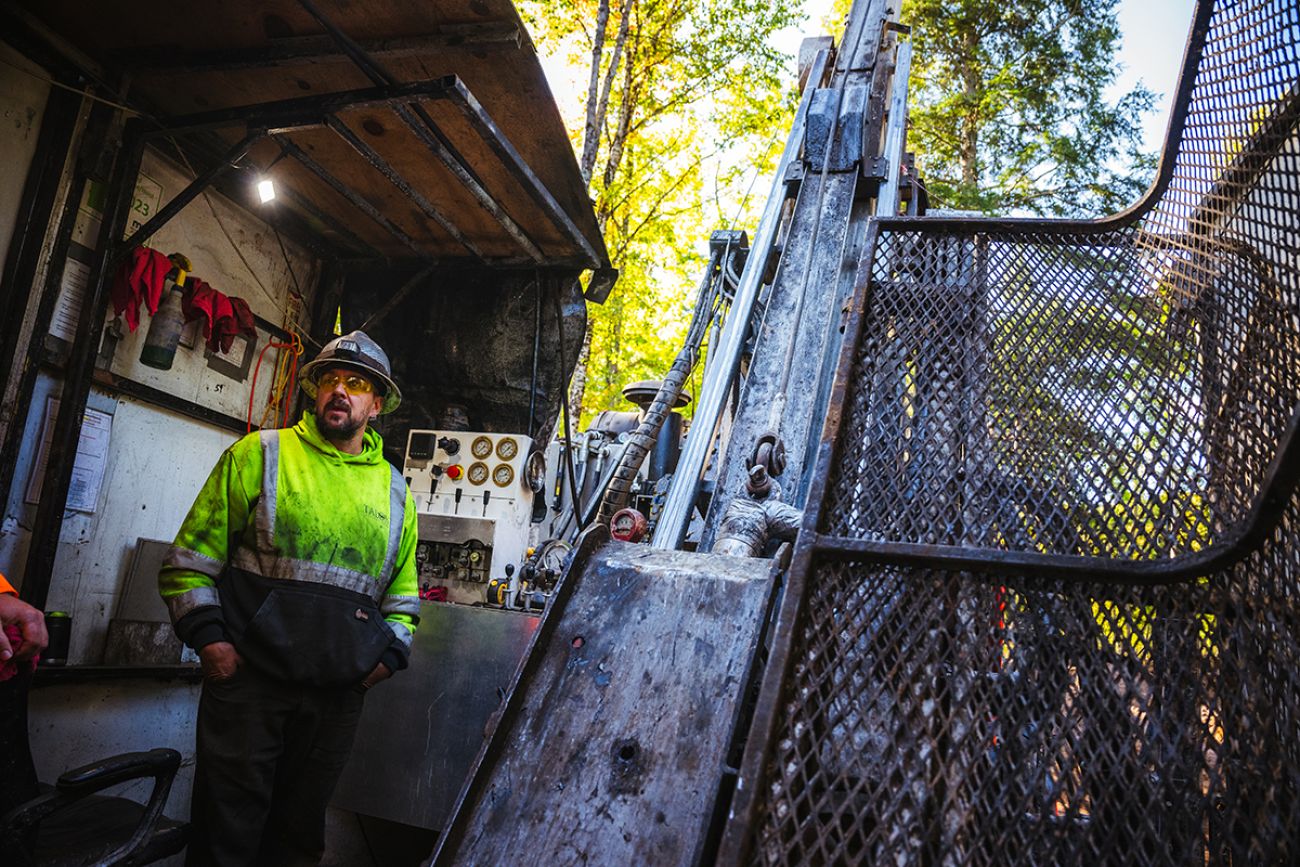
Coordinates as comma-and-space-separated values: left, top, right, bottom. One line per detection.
17, 0, 610, 271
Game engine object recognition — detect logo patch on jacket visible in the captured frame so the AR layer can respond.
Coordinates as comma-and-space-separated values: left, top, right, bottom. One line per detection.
354, 608, 370, 621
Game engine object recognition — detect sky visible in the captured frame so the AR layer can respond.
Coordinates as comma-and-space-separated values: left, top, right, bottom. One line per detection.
1110, 0, 1198, 150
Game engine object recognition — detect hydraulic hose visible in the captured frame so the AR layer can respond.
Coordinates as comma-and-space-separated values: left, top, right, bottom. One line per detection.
594, 246, 727, 526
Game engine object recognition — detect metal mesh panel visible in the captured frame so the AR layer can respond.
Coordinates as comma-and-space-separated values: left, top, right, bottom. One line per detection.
753, 531, 1300, 865
822, 225, 1300, 562
819, 0, 1300, 566
731, 0, 1300, 862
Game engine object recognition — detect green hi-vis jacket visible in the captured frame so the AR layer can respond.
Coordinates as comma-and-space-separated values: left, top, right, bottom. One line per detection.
159, 412, 419, 685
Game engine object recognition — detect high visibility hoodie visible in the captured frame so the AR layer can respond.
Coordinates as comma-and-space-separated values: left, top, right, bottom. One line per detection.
159, 412, 419, 685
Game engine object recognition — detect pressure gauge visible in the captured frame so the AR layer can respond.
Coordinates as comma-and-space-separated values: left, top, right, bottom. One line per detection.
525, 450, 546, 492
496, 436, 519, 460
492, 464, 515, 487
471, 436, 493, 459
467, 462, 489, 485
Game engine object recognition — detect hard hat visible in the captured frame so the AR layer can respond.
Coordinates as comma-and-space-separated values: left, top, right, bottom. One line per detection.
299, 330, 401, 414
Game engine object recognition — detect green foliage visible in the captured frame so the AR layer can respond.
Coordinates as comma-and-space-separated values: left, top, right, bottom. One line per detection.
519, 0, 801, 423
901, 0, 1157, 216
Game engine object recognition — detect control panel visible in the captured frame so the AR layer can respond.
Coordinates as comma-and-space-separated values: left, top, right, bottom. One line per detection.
404, 430, 540, 604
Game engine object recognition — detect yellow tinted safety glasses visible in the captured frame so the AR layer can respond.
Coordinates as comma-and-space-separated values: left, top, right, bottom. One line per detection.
317, 372, 374, 395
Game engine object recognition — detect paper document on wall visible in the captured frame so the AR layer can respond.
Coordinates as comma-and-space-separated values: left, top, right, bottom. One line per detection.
25, 397, 113, 514
49, 258, 89, 343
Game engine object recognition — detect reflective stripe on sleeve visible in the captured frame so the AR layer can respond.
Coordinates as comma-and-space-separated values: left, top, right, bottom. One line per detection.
386, 619, 415, 648
230, 548, 381, 599
254, 429, 280, 554
164, 546, 225, 577
165, 586, 221, 622
381, 594, 421, 618
380, 464, 405, 587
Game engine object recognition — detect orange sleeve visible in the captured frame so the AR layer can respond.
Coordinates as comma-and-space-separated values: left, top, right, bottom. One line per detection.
0, 574, 15, 595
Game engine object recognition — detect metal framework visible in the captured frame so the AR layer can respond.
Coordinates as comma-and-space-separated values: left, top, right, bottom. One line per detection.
721, 0, 1300, 862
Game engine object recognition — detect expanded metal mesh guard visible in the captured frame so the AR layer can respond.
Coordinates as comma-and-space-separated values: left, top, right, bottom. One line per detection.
726, 0, 1300, 863
750, 546, 1300, 865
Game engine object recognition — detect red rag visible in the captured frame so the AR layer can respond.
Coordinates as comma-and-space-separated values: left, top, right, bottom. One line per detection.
139, 249, 168, 319
211, 292, 237, 353
110, 247, 172, 332
0, 624, 39, 682
228, 297, 256, 338
182, 278, 218, 340
183, 281, 243, 352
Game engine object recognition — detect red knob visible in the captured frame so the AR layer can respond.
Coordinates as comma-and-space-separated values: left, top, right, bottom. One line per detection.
446, 464, 463, 480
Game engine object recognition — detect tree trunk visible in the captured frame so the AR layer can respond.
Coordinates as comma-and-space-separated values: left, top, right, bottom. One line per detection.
960, 29, 980, 187
602, 34, 640, 193
580, 0, 612, 184
568, 327, 593, 426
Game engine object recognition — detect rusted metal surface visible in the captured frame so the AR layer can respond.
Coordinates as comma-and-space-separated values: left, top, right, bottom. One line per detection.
433, 532, 779, 866
722, 0, 1300, 862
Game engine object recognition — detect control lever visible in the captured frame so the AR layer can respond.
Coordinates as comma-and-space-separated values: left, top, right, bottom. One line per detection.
454, 487, 463, 514
482, 490, 491, 516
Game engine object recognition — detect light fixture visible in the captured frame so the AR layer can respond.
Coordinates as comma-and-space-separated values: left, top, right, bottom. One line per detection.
257, 178, 276, 204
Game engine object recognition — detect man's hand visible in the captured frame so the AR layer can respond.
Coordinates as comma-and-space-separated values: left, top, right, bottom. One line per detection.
0, 593, 48, 662
358, 662, 392, 692
199, 641, 242, 681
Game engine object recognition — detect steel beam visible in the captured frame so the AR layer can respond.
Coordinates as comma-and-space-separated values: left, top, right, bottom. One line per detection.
142, 79, 454, 139
21, 119, 145, 609
325, 115, 486, 260
120, 131, 265, 254
296, 0, 548, 263
275, 181, 382, 259
444, 79, 604, 267
356, 263, 440, 332
0, 85, 82, 422
275, 136, 426, 256
390, 102, 546, 262
128, 27, 522, 74
875, 38, 913, 215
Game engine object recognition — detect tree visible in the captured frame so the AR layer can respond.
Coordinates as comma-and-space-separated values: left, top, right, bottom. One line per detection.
901, 0, 1157, 216
519, 0, 801, 423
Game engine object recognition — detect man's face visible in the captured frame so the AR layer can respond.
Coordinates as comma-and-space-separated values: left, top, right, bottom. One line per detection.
313, 365, 384, 441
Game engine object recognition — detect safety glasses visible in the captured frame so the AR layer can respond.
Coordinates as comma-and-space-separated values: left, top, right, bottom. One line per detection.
317, 372, 374, 395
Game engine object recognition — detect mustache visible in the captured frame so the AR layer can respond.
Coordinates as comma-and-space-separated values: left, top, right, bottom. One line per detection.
326, 398, 350, 411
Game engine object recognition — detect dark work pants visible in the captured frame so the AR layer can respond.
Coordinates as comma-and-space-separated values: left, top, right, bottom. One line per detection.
186, 665, 365, 867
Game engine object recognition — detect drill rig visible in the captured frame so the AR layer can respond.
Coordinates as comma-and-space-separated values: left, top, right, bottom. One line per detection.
433, 0, 1300, 863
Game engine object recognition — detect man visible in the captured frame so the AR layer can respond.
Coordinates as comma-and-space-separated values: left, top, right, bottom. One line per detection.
159, 331, 419, 866
0, 575, 47, 664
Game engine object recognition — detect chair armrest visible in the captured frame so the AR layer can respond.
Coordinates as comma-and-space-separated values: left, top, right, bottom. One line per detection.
56, 748, 181, 797
1, 748, 183, 866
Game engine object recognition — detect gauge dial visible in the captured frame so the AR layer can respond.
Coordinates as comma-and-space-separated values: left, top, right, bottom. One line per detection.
525, 450, 546, 492
469, 436, 492, 459
538, 539, 571, 572
467, 462, 489, 485
496, 436, 519, 460
492, 463, 515, 487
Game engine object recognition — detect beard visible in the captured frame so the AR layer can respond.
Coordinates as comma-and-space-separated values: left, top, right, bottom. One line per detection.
315, 397, 365, 441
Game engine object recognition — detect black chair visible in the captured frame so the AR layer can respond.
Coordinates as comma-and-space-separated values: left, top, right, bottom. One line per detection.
0, 669, 189, 866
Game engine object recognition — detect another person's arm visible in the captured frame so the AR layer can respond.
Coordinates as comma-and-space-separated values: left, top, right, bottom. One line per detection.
0, 574, 48, 662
